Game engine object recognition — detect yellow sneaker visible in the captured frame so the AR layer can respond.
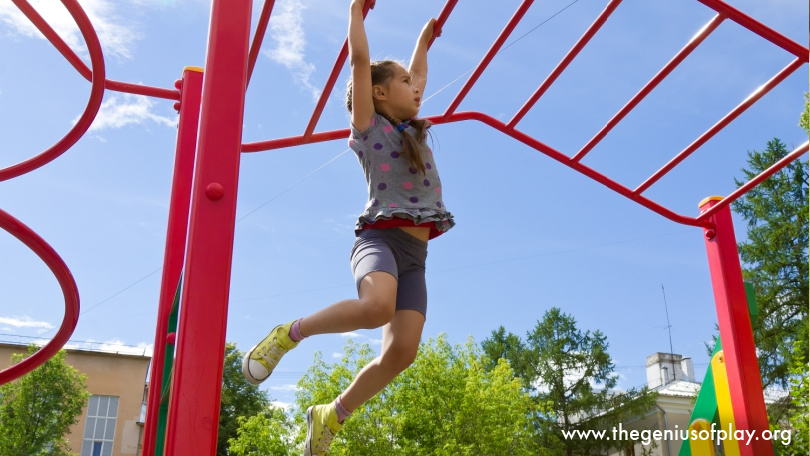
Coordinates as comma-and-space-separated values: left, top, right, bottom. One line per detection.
304, 404, 343, 456
241, 321, 299, 385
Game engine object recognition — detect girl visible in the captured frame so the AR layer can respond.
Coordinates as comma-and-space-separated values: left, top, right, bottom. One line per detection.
242, 1, 452, 454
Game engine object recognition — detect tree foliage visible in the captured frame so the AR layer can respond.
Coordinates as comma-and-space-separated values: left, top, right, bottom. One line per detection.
728, 94, 809, 447
731, 135, 808, 390
777, 340, 809, 456
227, 407, 296, 456
294, 335, 542, 455
483, 308, 658, 456
0, 345, 89, 456
218, 342, 273, 456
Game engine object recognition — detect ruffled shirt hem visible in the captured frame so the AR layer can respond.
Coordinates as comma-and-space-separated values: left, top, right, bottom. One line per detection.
356, 209, 455, 237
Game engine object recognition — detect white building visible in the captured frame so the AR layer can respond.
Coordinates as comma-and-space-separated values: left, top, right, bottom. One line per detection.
607, 352, 701, 456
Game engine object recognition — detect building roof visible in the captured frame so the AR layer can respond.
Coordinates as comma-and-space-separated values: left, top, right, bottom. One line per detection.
654, 379, 701, 397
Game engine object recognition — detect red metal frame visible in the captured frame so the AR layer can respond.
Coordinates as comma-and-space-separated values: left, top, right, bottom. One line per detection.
700, 198, 771, 456
2, 0, 807, 455
0, 0, 106, 182
241, 0, 809, 229
141, 67, 203, 456
163, 0, 252, 454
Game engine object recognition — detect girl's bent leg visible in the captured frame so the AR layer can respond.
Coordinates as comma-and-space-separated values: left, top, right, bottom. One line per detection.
299, 271, 398, 336
340, 308, 425, 412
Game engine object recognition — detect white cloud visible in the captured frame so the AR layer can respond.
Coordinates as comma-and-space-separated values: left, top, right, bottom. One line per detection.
269, 384, 299, 393
272, 400, 294, 411
64, 338, 153, 356
99, 340, 153, 356
0, 0, 140, 60
533, 357, 610, 394
78, 93, 176, 131
340, 331, 361, 338
332, 352, 343, 358
263, 0, 320, 101
0, 316, 54, 330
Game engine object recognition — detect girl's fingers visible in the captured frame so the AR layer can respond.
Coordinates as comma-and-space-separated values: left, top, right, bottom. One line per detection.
429, 18, 441, 38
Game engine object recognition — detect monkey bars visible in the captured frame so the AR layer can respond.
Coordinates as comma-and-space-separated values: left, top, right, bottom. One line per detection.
0, 0, 806, 455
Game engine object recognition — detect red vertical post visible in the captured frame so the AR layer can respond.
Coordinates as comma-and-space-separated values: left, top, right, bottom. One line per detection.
163, 0, 252, 454
142, 67, 203, 456
699, 196, 772, 456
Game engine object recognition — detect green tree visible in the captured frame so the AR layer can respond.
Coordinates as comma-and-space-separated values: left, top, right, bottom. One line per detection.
227, 407, 296, 456
775, 339, 809, 456
0, 345, 89, 456
756, 94, 810, 453
481, 326, 533, 388
731, 134, 808, 391
218, 342, 272, 456
783, 94, 810, 454
295, 335, 543, 455
483, 308, 658, 455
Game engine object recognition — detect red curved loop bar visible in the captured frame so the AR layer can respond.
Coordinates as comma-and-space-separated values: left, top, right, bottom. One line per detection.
0, 0, 106, 182
11, 0, 178, 101
0, 208, 80, 384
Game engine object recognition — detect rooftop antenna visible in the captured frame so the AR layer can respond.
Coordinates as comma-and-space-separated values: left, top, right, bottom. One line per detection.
661, 284, 677, 384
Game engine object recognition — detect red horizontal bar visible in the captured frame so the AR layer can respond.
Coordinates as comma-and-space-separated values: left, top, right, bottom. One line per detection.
106, 80, 179, 100
634, 57, 805, 195
572, 13, 725, 162
429, 0, 460, 48
696, 141, 809, 224
13, 0, 179, 101
242, 128, 350, 152
443, 0, 536, 119
509, 0, 622, 129
302, 1, 375, 141
247, 0, 276, 88
697, 0, 809, 61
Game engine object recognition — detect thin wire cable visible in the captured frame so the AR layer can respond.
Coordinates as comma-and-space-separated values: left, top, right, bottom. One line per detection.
236, 148, 351, 223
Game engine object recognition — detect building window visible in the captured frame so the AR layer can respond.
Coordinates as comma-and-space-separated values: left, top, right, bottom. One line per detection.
81, 395, 119, 456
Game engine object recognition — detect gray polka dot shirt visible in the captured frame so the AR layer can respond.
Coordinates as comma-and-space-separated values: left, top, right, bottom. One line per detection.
349, 113, 455, 236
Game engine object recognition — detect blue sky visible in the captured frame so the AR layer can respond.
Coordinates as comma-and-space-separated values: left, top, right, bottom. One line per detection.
1, 0, 807, 409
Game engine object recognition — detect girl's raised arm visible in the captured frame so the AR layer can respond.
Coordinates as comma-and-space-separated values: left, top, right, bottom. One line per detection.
409, 18, 438, 98
349, 0, 374, 131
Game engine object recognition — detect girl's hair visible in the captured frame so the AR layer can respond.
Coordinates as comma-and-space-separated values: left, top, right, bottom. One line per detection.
346, 60, 432, 174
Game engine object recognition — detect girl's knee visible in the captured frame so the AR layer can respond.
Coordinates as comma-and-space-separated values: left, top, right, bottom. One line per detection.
359, 297, 396, 328
381, 343, 418, 373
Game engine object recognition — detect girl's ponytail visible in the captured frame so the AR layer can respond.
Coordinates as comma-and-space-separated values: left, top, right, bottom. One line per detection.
402, 118, 431, 174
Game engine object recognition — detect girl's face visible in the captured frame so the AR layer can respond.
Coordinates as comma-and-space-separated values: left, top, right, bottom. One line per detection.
381, 64, 421, 121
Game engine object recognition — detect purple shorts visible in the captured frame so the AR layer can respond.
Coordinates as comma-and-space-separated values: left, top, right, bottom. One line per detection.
350, 228, 429, 317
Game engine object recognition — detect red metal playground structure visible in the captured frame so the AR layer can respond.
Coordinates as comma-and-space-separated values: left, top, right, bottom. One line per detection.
0, 0, 807, 454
